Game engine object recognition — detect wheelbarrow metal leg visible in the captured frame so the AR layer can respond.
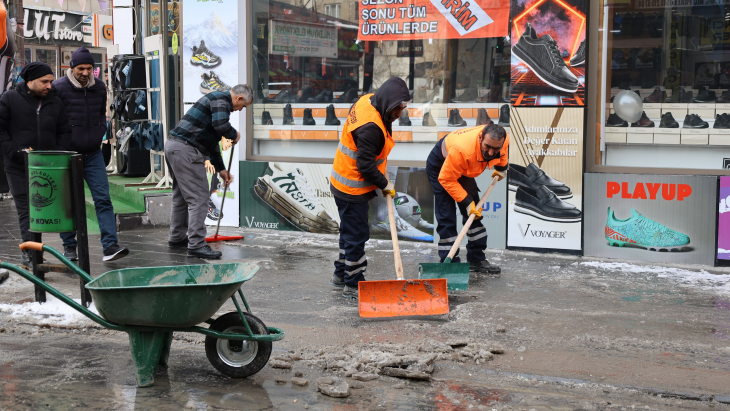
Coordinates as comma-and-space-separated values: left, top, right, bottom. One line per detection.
127, 330, 168, 387
30, 232, 45, 303
158, 332, 174, 367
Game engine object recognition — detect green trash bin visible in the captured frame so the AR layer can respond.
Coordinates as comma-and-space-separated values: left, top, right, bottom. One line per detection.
28, 151, 77, 233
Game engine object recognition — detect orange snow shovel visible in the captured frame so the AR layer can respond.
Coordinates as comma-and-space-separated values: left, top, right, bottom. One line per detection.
206, 144, 243, 243
358, 193, 449, 318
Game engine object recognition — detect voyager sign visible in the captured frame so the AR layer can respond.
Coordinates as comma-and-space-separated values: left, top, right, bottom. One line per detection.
23, 8, 91, 45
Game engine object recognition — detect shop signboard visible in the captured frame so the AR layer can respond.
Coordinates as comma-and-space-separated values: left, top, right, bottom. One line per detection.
182, 0, 240, 227
397, 40, 424, 57
239, 162, 437, 244
358, 0, 509, 41
720, 177, 730, 261
269, 20, 337, 58
22, 7, 92, 45
509, 0, 587, 106
584, 174, 717, 266
507, 107, 584, 251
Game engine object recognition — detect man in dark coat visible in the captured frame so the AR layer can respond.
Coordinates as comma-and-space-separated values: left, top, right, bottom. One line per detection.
54, 47, 128, 262
0, 62, 70, 267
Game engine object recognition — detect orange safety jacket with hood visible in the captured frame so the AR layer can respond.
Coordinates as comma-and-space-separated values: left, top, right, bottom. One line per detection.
438, 125, 509, 206
330, 77, 411, 202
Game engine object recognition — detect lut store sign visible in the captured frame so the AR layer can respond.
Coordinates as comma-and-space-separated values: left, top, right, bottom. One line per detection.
23, 8, 92, 45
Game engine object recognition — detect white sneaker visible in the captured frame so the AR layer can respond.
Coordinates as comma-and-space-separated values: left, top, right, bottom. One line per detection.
394, 192, 434, 232
371, 209, 434, 242
254, 163, 339, 234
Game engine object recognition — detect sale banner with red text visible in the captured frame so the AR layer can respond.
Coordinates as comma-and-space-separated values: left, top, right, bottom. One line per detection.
358, 0, 509, 41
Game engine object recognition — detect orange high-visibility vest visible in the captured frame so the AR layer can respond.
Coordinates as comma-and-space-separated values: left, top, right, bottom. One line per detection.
331, 94, 395, 195
438, 125, 510, 202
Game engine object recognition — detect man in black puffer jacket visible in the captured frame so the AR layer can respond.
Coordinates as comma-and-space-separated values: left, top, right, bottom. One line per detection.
54, 47, 128, 262
0, 62, 70, 267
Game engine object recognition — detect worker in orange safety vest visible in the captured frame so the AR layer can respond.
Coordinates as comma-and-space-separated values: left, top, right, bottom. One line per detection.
329, 77, 411, 299
426, 123, 509, 274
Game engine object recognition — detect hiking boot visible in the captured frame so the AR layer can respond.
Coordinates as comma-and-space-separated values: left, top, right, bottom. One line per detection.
103, 244, 129, 262
309, 89, 333, 103
283, 103, 294, 125
190, 40, 221, 67
512, 23, 579, 92
63, 246, 78, 262
199, 71, 230, 94
448, 109, 466, 127
261, 111, 273, 125
631, 111, 654, 127
168, 238, 189, 249
325, 104, 340, 126
302, 108, 316, 125
498, 104, 510, 126
569, 39, 585, 67
469, 260, 501, 274
422, 111, 436, 126
643, 87, 665, 103
683, 114, 709, 128
606, 113, 628, 127
714, 113, 730, 129
659, 112, 679, 128
399, 109, 412, 126
476, 108, 493, 126
188, 245, 222, 259
342, 284, 358, 299
330, 274, 345, 288
334, 88, 358, 103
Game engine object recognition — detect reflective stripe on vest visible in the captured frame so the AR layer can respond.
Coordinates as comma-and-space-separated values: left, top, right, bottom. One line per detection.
338, 142, 385, 165
330, 169, 373, 188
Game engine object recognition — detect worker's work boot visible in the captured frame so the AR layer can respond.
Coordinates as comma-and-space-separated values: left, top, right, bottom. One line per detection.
399, 109, 412, 126
330, 274, 345, 288
448, 109, 467, 127
342, 284, 358, 299
282, 103, 294, 125
325, 104, 340, 125
469, 260, 501, 274
261, 111, 273, 125
187, 245, 222, 259
302, 108, 316, 125
476, 108, 493, 125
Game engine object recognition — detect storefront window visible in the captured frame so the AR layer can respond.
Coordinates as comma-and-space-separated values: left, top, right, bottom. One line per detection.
35, 49, 58, 78
250, 0, 510, 163
596, 1, 730, 171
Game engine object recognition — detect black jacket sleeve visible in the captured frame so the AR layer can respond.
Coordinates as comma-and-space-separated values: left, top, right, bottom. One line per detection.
352, 123, 389, 190
0, 93, 20, 162
55, 103, 72, 150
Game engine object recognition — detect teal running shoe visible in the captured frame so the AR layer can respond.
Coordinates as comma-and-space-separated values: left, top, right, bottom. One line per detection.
605, 207, 690, 251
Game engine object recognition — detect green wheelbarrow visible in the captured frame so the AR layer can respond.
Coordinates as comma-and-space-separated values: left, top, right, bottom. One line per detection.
3, 242, 284, 388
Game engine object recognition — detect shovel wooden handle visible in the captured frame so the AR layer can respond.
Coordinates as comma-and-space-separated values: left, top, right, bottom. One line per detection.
386, 193, 405, 280
446, 176, 499, 261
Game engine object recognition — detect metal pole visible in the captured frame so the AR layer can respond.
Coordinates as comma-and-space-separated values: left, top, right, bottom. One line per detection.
25, 152, 45, 303
71, 155, 92, 307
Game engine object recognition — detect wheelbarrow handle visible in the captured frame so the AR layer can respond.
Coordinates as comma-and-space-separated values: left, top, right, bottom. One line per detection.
446, 176, 499, 261
20, 242, 93, 283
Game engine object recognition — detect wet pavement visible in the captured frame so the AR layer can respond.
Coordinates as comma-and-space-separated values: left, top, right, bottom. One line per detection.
1, 198, 730, 410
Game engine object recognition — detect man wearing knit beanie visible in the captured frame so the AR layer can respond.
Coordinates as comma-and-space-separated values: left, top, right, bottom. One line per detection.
54, 47, 129, 262
0, 61, 71, 268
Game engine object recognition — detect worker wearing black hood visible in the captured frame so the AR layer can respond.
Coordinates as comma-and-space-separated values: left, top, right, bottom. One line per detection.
330, 77, 411, 299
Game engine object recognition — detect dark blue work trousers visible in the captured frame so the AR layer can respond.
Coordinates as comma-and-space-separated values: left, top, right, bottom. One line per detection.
426, 142, 487, 263
333, 196, 369, 287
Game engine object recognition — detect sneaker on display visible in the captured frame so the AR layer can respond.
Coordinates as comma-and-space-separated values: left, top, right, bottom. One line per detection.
606, 113, 628, 127
199, 71, 230, 94
717, 90, 730, 103
254, 163, 339, 234
190, 40, 221, 67
508, 162, 573, 199
643, 87, 665, 103
370, 210, 434, 242
394, 192, 434, 232
683, 114, 709, 128
266, 89, 294, 104
605, 207, 689, 251
569, 39, 586, 67
693, 88, 715, 103
631, 111, 655, 127
659, 112, 679, 128
514, 186, 581, 223
512, 23, 579, 92
714, 113, 730, 129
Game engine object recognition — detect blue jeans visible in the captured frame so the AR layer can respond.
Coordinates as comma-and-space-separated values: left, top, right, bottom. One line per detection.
60, 149, 118, 250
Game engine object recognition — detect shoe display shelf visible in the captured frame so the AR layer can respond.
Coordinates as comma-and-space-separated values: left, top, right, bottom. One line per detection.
680, 127, 710, 145
709, 127, 730, 146
253, 124, 340, 141
626, 125, 654, 144
661, 103, 689, 118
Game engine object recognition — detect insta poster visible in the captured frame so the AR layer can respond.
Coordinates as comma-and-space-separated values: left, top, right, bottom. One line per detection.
239, 162, 436, 243
720, 176, 730, 261
584, 174, 717, 266
510, 0, 587, 106
507, 107, 584, 251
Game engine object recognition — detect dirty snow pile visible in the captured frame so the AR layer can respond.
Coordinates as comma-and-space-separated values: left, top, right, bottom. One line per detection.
580, 261, 730, 295
0, 295, 99, 328
269, 339, 505, 382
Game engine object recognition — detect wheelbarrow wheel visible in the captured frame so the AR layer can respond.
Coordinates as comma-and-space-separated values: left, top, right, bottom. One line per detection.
205, 312, 272, 378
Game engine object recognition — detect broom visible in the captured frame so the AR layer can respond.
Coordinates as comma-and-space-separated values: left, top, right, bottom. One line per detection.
205, 143, 243, 243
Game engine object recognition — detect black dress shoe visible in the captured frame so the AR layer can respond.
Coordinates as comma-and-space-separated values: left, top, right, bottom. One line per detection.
469, 260, 501, 274
187, 245, 222, 259
514, 186, 582, 223
168, 238, 189, 249
508, 163, 573, 199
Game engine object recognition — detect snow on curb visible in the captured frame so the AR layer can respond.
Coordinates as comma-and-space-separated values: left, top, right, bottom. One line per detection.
0, 295, 99, 328
579, 261, 730, 294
